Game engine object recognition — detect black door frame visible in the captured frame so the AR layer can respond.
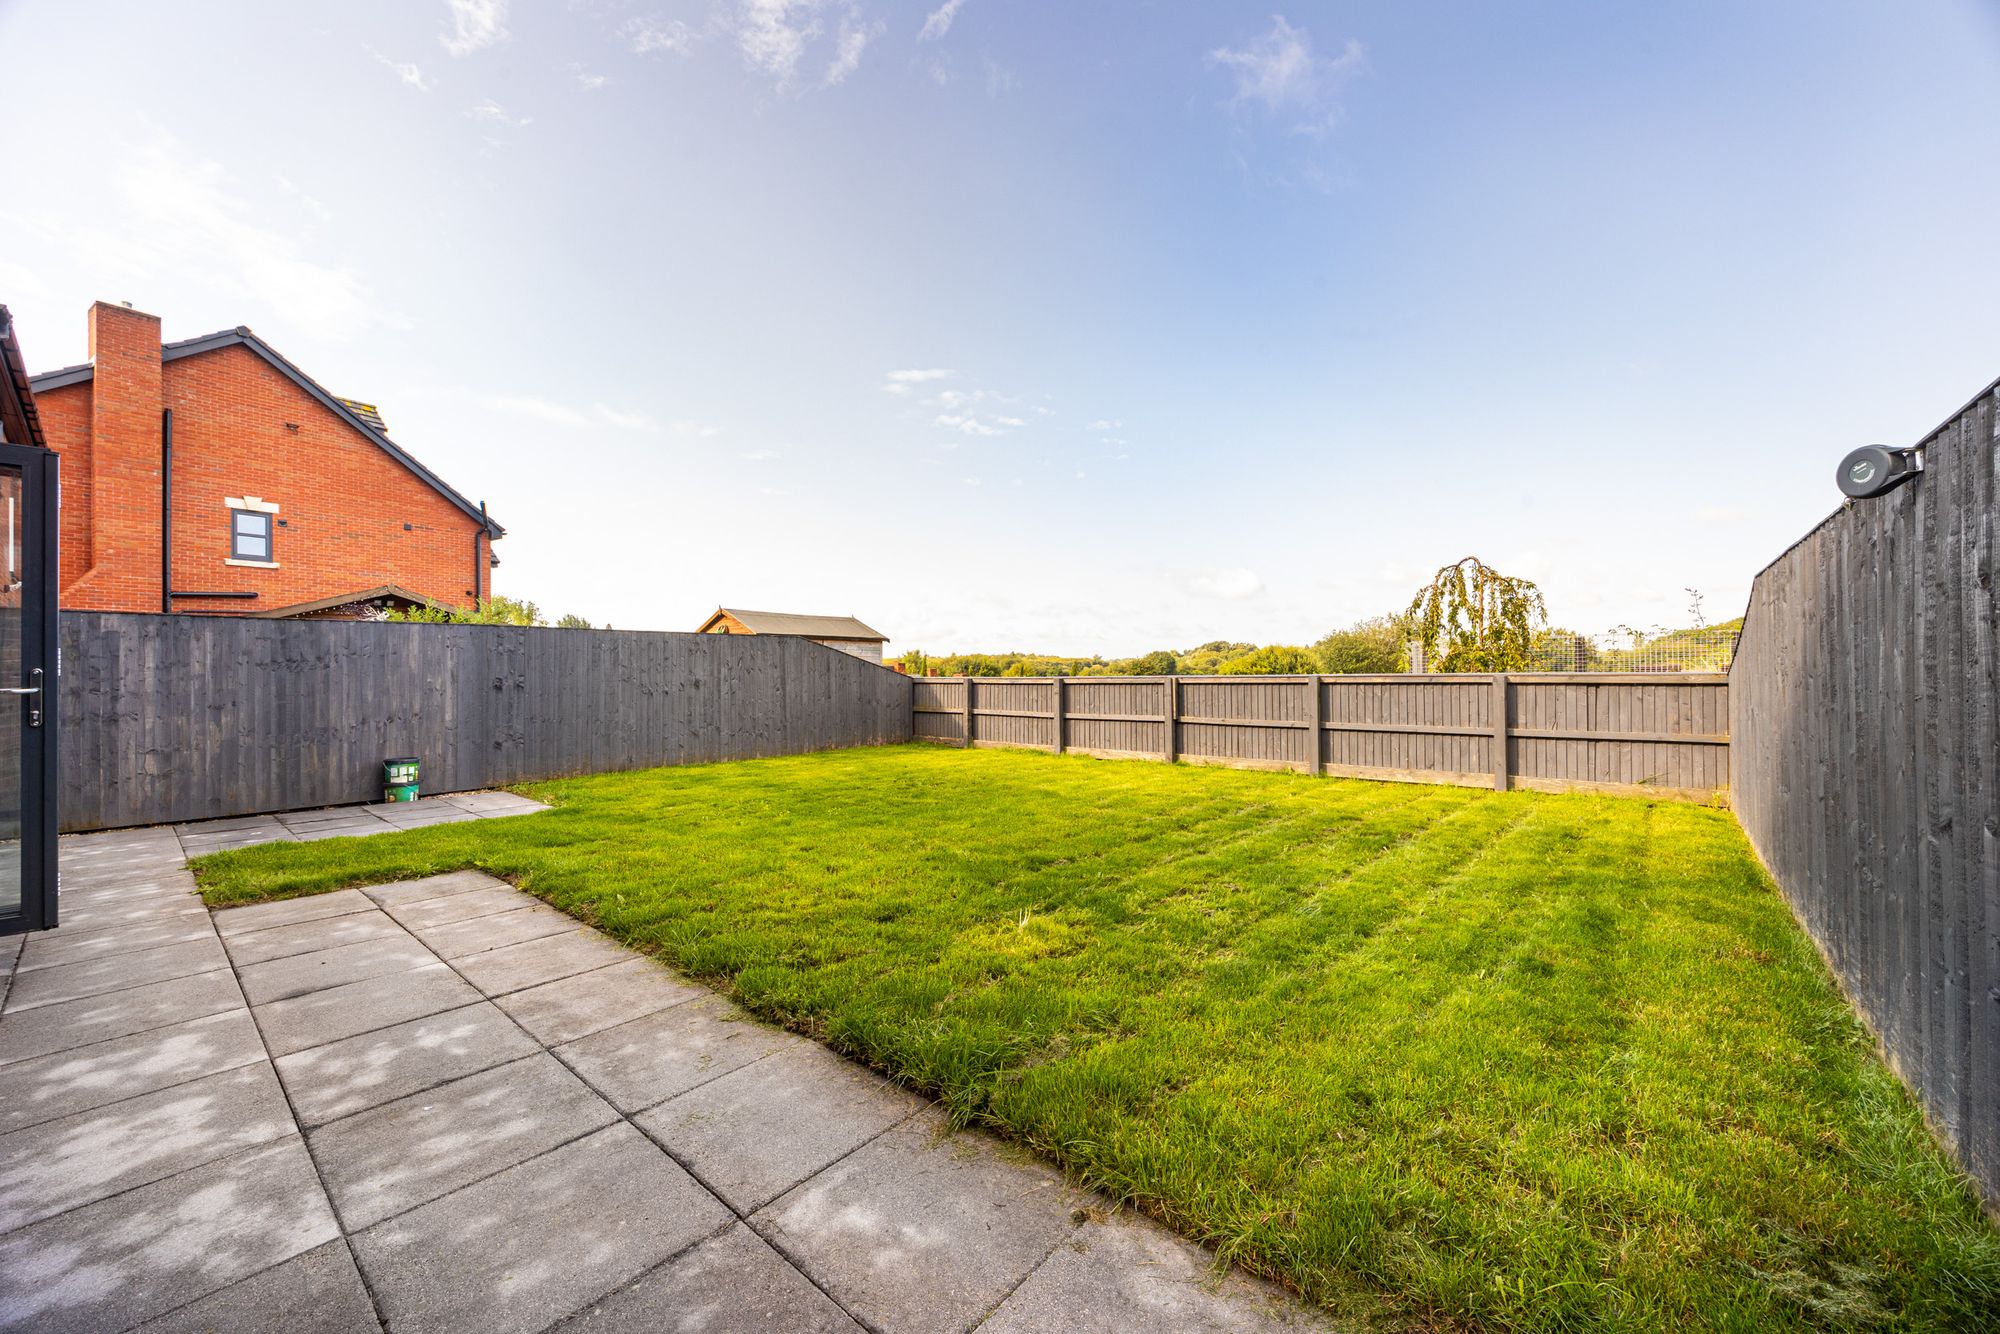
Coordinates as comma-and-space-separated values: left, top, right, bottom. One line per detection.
0, 443, 57, 934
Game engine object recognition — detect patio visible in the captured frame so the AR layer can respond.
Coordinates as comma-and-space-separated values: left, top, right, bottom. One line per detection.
0, 801, 1330, 1333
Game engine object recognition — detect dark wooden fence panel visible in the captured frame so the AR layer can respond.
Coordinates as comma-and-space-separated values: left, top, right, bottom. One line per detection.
1731, 376, 1999, 1212
915, 671, 1727, 799
58, 613, 913, 831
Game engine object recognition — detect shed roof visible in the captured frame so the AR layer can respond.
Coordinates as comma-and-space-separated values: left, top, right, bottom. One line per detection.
253, 583, 444, 619
705, 608, 887, 641
31, 326, 502, 537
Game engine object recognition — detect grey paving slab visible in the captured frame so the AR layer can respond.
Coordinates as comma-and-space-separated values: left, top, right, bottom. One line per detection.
276, 1001, 541, 1128
0, 1063, 296, 1232
452, 927, 633, 997
221, 909, 413, 967
415, 904, 578, 959
3, 935, 230, 1011
0, 1137, 339, 1334
174, 815, 283, 836
0, 969, 242, 1067
254, 960, 482, 1059
48, 894, 207, 936
16, 917, 215, 972
441, 791, 546, 813
361, 869, 505, 910
211, 887, 375, 937
0, 1008, 266, 1134
979, 1211, 1337, 1334
754, 1111, 1086, 1334
235, 933, 438, 1006
560, 1222, 862, 1334
494, 955, 704, 1047
638, 1041, 925, 1212
0, 935, 19, 979
384, 882, 539, 931
135, 1239, 378, 1334
54, 875, 198, 908
292, 824, 397, 843
556, 995, 798, 1114
275, 808, 388, 830
308, 1052, 620, 1230
353, 1122, 730, 1334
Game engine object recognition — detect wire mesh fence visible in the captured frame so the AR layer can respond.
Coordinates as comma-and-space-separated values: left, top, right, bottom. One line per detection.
1525, 625, 1739, 673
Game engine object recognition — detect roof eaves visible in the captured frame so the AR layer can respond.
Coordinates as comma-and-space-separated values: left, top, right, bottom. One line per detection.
29, 325, 505, 538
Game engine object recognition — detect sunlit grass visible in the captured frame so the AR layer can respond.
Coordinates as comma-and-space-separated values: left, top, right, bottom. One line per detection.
194, 745, 2000, 1330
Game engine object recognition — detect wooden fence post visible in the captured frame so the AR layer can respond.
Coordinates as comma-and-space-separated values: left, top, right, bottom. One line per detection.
1492, 674, 1510, 791
1163, 676, 1177, 763
1052, 677, 1065, 755
1305, 674, 1323, 775
962, 677, 974, 749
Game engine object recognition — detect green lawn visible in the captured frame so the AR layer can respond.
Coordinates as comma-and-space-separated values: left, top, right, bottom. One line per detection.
194, 745, 2000, 1331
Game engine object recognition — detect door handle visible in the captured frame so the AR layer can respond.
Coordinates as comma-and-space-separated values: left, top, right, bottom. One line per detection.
7, 668, 41, 726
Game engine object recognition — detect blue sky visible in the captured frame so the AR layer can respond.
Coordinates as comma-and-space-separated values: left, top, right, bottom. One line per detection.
3, 1, 1997, 655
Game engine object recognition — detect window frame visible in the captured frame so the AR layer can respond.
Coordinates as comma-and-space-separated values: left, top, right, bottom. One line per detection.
228, 507, 274, 564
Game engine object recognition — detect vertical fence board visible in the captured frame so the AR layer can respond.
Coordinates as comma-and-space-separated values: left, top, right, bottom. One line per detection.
1731, 377, 1999, 1214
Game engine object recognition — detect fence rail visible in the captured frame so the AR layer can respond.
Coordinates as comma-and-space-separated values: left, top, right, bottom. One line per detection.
58, 613, 912, 832
914, 672, 1728, 799
1731, 375, 1999, 1212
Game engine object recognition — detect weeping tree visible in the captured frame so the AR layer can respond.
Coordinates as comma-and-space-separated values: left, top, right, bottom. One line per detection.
1405, 557, 1548, 672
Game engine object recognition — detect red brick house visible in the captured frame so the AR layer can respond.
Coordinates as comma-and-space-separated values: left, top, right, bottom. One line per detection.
29, 301, 503, 618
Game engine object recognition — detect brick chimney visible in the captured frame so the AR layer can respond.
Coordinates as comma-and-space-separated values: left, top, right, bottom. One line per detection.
70, 302, 165, 610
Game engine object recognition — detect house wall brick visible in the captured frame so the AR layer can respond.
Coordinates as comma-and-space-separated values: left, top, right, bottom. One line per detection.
33, 305, 494, 616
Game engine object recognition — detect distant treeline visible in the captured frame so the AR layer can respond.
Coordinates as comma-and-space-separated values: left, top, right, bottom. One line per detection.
893, 614, 1742, 677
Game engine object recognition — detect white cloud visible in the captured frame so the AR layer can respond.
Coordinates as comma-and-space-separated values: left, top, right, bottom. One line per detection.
572, 66, 611, 90
19, 132, 376, 340
486, 396, 657, 430
469, 99, 532, 127
440, 0, 509, 57
369, 49, 432, 92
1086, 418, 1121, 431
741, 449, 779, 461
826, 10, 878, 85
883, 367, 955, 394
1209, 16, 1364, 133
272, 175, 331, 223
934, 413, 1005, 436
1188, 567, 1265, 600
1697, 506, 1749, 525
623, 15, 697, 57
734, 0, 874, 90
667, 418, 723, 437
919, 0, 966, 42
994, 416, 1025, 428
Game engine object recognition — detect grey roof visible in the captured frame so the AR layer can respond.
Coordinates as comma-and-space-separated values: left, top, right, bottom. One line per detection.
253, 583, 444, 620
30, 327, 502, 537
710, 608, 887, 641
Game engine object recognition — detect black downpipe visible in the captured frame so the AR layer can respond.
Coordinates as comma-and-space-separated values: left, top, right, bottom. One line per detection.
474, 500, 486, 606
160, 408, 172, 613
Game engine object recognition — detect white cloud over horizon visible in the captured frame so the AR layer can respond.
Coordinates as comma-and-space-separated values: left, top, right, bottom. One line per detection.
440, 0, 508, 58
